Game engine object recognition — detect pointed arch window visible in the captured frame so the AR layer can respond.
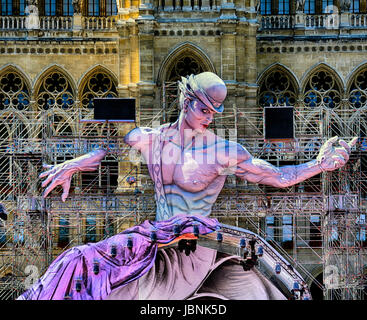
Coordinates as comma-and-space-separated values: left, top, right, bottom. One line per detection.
303, 69, 342, 109
167, 55, 205, 83
1, 0, 12, 15
163, 54, 207, 123
85, 215, 97, 243
1, 0, 27, 15
39, 0, 74, 16
258, 68, 297, 107
62, 0, 73, 15
348, 67, 367, 109
0, 69, 30, 110
36, 70, 75, 110
322, 0, 334, 12
58, 216, 69, 248
44, 0, 56, 15
80, 70, 118, 110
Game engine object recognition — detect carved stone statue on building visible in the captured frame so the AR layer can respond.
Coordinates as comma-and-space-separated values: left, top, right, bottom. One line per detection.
339, 0, 351, 12
72, 0, 81, 15
296, 0, 306, 13
26, 0, 38, 6
254, 0, 261, 13
25, 0, 40, 30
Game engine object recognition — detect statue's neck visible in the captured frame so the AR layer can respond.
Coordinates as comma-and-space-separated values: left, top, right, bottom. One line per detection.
177, 116, 202, 149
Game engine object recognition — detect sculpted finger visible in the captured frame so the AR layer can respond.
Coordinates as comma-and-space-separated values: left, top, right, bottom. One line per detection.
42, 179, 61, 198
335, 147, 349, 162
338, 140, 350, 154
39, 171, 49, 179
348, 137, 359, 148
61, 179, 71, 202
41, 172, 57, 188
43, 164, 53, 169
39, 167, 56, 179
327, 136, 338, 146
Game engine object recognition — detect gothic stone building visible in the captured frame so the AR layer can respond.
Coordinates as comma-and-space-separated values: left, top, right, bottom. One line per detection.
0, 0, 366, 300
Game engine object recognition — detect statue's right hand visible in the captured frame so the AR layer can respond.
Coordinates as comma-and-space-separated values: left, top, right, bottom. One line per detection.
39, 149, 107, 202
39, 161, 78, 202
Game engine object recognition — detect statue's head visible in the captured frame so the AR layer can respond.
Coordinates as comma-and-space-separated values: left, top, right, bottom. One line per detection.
178, 72, 227, 114
177, 72, 227, 132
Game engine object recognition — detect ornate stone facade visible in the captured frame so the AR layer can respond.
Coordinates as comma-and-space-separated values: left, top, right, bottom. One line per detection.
0, 0, 367, 300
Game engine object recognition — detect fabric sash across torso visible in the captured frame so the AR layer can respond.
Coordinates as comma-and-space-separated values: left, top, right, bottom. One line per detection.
147, 123, 173, 221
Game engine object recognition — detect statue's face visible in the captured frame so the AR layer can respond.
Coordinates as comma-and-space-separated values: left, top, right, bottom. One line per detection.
183, 99, 215, 133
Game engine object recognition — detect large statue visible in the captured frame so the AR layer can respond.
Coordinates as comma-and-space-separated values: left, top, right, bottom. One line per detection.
40, 72, 356, 217
22, 72, 357, 300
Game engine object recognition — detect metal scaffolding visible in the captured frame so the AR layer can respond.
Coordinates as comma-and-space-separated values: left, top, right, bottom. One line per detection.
0, 83, 366, 299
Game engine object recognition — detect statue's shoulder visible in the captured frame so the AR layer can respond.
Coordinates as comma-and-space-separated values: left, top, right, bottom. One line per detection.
124, 126, 160, 149
124, 123, 178, 149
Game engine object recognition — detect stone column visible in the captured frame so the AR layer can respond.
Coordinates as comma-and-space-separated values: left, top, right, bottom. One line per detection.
217, 15, 236, 135
340, 11, 350, 28
129, 21, 139, 90
219, 24, 236, 81
244, 22, 257, 90
294, 11, 306, 29
117, 20, 131, 98
116, 20, 134, 193
243, 19, 258, 138
136, 12, 155, 125
73, 14, 82, 32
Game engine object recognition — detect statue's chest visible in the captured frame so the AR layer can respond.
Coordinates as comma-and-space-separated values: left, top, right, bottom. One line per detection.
161, 142, 220, 190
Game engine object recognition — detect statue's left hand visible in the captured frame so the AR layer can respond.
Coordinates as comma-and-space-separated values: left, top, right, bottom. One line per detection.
316, 136, 358, 172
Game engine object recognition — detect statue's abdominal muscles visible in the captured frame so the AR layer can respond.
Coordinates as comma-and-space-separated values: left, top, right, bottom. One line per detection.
164, 175, 226, 216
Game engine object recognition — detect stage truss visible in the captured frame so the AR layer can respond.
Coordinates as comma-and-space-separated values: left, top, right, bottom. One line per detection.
0, 85, 366, 299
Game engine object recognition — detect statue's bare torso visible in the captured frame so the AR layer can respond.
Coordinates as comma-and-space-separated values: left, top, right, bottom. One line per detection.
129, 125, 246, 217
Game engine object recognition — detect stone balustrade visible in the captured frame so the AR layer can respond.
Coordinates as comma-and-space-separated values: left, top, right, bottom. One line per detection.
155, 0, 220, 10
305, 14, 326, 28
260, 15, 294, 29
0, 16, 26, 30
39, 16, 72, 30
0, 15, 116, 31
350, 14, 367, 27
260, 13, 367, 29
2, 12, 367, 31
82, 16, 117, 30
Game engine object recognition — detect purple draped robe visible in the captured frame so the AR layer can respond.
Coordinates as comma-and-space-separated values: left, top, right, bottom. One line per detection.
17, 214, 220, 300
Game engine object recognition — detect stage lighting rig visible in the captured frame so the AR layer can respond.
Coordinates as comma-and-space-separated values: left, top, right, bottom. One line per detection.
93, 259, 100, 275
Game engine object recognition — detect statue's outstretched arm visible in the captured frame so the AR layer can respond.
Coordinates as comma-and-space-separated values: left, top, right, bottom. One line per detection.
234, 137, 358, 188
40, 149, 107, 202
40, 126, 157, 202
